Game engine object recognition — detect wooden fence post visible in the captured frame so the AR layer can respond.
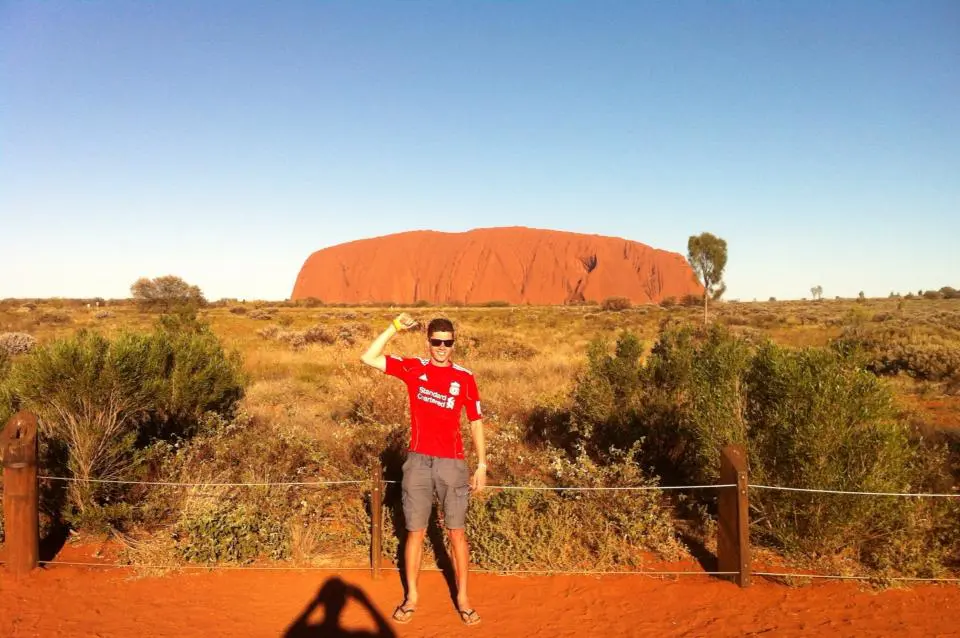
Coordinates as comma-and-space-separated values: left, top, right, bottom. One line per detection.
2, 411, 39, 577
370, 459, 383, 580
718, 444, 751, 587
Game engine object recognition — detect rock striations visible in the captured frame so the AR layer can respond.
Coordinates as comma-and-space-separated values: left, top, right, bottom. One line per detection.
291, 227, 702, 305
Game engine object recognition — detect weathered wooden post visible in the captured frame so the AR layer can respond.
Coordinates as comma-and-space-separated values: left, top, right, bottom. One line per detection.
717, 445, 751, 587
2, 411, 39, 577
370, 459, 383, 580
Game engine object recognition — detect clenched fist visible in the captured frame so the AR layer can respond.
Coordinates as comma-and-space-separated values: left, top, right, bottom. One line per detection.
393, 312, 418, 331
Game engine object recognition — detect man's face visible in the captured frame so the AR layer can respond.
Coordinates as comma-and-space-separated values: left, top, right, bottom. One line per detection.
427, 330, 454, 366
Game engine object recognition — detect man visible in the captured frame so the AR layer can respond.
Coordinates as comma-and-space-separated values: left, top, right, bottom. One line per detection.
360, 313, 486, 627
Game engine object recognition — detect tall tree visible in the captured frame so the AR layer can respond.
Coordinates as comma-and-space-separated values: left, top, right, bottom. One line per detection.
687, 232, 728, 324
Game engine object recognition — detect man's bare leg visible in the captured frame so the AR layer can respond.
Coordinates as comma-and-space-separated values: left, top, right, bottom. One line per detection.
448, 528, 472, 611
403, 529, 426, 607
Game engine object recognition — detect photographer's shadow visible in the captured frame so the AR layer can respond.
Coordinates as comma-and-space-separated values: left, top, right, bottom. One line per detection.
283, 577, 396, 638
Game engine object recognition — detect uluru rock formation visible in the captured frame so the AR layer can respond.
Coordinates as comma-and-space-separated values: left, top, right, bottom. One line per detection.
291, 227, 703, 305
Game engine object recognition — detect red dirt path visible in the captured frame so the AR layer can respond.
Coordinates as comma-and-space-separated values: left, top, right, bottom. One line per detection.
2, 561, 958, 637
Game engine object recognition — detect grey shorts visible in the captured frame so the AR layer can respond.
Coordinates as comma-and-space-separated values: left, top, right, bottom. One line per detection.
401, 452, 470, 531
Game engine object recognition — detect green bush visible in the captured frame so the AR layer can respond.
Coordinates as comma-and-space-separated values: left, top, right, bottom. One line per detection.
642, 325, 751, 485
567, 324, 958, 576
174, 501, 289, 563
744, 344, 954, 574
5, 315, 244, 531
570, 332, 644, 449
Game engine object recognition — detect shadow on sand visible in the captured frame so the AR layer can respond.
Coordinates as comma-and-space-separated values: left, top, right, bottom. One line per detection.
283, 577, 396, 638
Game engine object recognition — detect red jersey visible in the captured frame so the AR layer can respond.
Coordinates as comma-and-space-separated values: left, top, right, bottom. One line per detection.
385, 355, 482, 459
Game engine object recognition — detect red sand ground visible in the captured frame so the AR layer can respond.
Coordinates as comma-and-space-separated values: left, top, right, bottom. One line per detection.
291, 227, 703, 305
2, 547, 958, 637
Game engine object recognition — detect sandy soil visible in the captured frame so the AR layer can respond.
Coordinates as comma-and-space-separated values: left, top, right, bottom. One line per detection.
2, 549, 958, 637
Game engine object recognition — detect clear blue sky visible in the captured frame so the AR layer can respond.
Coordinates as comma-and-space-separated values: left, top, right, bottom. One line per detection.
2, 1, 957, 301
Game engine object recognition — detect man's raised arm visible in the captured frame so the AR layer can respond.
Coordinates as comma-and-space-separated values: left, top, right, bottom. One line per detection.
360, 312, 417, 372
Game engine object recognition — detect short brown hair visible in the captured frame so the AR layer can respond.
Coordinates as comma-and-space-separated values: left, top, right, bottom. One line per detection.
427, 317, 454, 337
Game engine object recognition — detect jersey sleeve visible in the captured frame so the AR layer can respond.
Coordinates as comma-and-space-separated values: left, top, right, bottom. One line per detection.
384, 355, 411, 380
464, 373, 482, 421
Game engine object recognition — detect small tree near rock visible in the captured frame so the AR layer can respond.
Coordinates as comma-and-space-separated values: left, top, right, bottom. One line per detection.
687, 232, 728, 324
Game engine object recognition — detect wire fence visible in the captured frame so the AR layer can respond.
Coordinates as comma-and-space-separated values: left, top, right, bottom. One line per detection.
751, 484, 960, 498
37, 476, 368, 488
4, 473, 959, 582
38, 475, 735, 491
33, 475, 960, 498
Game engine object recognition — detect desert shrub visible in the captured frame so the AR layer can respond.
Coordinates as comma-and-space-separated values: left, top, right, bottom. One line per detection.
337, 322, 374, 345
174, 501, 289, 563
461, 333, 538, 361
302, 325, 335, 345
600, 296, 631, 312
627, 325, 957, 575
249, 309, 275, 320
744, 344, 956, 575
149, 315, 246, 433
641, 325, 751, 485
228, 306, 247, 315
466, 446, 683, 570
10, 330, 161, 528
941, 286, 959, 300
277, 314, 294, 327
35, 310, 71, 325
660, 297, 677, 308
478, 300, 510, 307
834, 325, 960, 381
545, 320, 958, 575
269, 325, 346, 350
94, 310, 114, 319
569, 332, 644, 450
256, 325, 280, 340
0, 332, 37, 356
680, 294, 701, 307
150, 415, 368, 565
6, 317, 244, 531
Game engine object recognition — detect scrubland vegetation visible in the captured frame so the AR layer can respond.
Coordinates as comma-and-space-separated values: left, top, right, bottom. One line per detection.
1, 295, 958, 579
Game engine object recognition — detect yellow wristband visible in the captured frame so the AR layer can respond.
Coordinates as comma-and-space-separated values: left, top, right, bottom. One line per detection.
392, 318, 403, 332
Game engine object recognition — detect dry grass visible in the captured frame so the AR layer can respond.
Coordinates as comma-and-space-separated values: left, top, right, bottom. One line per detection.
5, 297, 959, 440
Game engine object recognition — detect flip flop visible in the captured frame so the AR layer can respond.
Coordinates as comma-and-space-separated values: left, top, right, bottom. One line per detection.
459, 608, 481, 626
392, 603, 416, 624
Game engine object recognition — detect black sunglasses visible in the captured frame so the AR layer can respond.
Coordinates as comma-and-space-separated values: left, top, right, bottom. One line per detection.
429, 338, 454, 347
